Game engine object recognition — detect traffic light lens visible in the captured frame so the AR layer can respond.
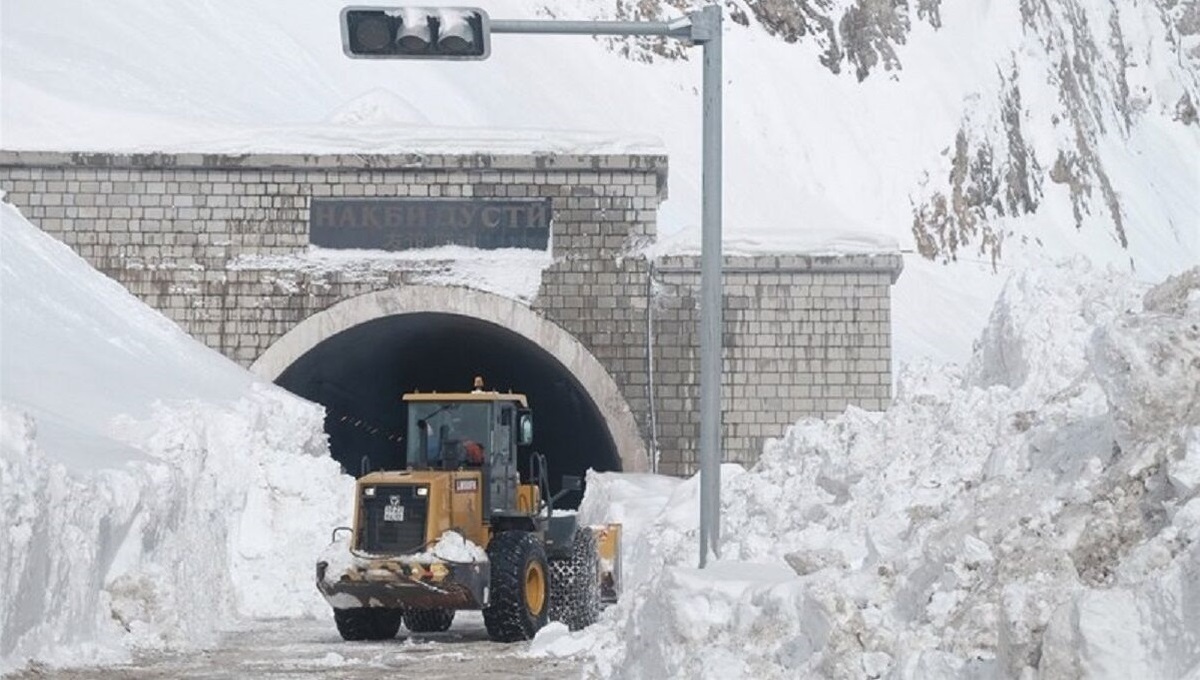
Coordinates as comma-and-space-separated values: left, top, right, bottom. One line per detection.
439, 36, 471, 53
351, 14, 392, 52
342, 6, 490, 60
398, 34, 429, 51
436, 11, 475, 53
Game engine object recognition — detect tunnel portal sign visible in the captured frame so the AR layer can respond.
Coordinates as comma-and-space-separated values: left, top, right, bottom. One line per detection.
310, 198, 551, 251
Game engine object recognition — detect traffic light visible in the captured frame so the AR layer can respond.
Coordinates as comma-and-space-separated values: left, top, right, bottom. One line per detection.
341, 6, 491, 60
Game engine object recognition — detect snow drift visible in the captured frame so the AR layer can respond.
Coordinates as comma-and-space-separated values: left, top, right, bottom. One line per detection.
0, 202, 354, 672
562, 261, 1200, 679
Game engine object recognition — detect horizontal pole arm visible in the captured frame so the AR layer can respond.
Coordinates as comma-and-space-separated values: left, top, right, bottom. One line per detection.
490, 19, 692, 39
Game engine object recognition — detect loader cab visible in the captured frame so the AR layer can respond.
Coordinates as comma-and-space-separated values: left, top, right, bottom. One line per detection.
402, 382, 534, 517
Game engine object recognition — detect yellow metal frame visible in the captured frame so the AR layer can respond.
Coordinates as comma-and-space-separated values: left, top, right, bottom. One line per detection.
515, 483, 541, 515
353, 469, 490, 551
594, 523, 623, 603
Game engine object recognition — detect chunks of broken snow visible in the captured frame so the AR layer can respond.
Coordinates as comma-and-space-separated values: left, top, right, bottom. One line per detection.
405, 531, 488, 563
320, 531, 488, 578
571, 262, 1200, 679
526, 621, 597, 658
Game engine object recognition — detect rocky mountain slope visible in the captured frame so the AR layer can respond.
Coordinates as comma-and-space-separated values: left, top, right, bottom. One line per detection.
610, 0, 1198, 269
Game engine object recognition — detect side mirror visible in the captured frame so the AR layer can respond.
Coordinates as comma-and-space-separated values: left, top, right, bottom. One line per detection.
518, 412, 534, 445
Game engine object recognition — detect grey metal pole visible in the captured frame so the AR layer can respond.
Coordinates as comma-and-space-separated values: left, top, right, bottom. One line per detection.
490, 19, 691, 38
693, 5, 723, 568
489, 8, 724, 569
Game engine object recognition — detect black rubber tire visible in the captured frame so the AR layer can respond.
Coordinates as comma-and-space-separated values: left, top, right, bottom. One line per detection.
482, 531, 550, 642
547, 527, 601, 631
333, 608, 402, 641
403, 608, 455, 633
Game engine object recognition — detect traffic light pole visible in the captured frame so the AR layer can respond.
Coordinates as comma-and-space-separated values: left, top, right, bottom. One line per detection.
492, 7, 724, 567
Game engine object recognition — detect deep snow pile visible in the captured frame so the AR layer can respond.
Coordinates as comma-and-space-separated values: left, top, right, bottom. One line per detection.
563, 261, 1200, 678
0, 202, 354, 671
231, 244, 554, 305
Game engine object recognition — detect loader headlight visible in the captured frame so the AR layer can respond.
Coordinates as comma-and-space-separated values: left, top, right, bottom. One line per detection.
363, 486, 377, 497
416, 487, 428, 497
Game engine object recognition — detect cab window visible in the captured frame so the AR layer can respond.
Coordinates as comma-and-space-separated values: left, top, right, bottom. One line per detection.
406, 402, 490, 469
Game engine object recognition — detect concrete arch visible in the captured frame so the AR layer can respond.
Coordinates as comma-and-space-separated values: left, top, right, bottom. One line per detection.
251, 285, 648, 473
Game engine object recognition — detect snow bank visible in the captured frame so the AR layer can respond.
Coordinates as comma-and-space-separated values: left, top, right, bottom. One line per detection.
642, 227, 901, 259
0, 203, 354, 671
550, 261, 1200, 679
231, 244, 553, 305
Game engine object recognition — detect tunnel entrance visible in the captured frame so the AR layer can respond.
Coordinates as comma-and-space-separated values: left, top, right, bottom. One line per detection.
274, 312, 621, 507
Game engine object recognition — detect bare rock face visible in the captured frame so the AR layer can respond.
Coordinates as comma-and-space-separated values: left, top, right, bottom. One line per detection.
836, 0, 911, 81
606, 0, 942, 76
912, 71, 1044, 267
909, 0, 1198, 266
605, 0, 693, 62
730, 0, 942, 79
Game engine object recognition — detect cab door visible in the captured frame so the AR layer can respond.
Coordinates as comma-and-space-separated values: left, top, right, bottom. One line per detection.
487, 403, 519, 514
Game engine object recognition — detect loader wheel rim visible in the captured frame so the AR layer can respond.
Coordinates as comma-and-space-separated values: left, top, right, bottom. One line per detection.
524, 561, 546, 616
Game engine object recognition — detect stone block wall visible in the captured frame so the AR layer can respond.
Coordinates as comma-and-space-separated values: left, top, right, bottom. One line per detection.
649, 254, 901, 475
0, 150, 902, 477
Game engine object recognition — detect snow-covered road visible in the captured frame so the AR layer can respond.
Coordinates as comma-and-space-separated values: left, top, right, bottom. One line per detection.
6, 615, 578, 679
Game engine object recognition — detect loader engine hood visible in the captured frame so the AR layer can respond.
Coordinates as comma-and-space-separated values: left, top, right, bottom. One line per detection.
351, 469, 489, 557
357, 481, 430, 555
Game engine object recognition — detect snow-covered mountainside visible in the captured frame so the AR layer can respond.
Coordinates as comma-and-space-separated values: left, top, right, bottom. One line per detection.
617, 0, 1199, 271
3, 0, 1196, 362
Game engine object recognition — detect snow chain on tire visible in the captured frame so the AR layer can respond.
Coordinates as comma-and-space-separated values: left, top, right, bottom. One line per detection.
547, 527, 601, 631
333, 607, 402, 641
482, 531, 551, 642
402, 608, 455, 633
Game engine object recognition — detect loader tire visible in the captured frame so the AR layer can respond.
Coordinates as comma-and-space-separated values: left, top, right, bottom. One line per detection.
333, 607, 402, 641
483, 531, 550, 642
548, 527, 601, 631
403, 608, 455, 633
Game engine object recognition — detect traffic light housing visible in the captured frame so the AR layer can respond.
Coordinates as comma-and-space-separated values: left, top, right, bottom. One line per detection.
341, 6, 491, 60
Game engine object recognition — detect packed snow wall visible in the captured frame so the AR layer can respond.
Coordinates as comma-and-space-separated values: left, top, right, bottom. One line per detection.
558, 262, 1200, 679
0, 202, 354, 672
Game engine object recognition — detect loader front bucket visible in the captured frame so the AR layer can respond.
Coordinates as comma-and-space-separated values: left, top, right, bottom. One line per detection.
317, 556, 490, 611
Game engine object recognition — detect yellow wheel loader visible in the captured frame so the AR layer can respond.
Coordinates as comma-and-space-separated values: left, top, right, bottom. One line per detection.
316, 378, 622, 643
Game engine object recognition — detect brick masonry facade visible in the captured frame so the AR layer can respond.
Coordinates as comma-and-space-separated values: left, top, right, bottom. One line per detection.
0, 150, 902, 476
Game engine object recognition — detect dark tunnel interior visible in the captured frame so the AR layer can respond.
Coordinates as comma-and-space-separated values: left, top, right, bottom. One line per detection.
275, 312, 621, 507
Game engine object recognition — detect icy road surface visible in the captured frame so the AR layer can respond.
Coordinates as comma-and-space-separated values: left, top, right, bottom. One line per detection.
7, 614, 579, 679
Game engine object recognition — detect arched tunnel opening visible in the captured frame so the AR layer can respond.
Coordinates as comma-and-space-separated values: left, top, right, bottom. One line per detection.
275, 312, 621, 507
